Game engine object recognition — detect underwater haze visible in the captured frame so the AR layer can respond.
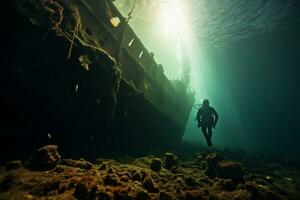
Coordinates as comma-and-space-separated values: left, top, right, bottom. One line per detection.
114, 0, 300, 155
2, 0, 300, 199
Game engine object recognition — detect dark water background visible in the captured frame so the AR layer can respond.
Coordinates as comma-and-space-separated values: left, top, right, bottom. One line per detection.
185, 25, 300, 155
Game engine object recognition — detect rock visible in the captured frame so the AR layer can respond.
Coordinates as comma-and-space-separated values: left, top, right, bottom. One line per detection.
206, 153, 220, 167
98, 163, 107, 170
5, 160, 22, 171
120, 175, 129, 182
164, 153, 179, 170
150, 158, 162, 172
140, 169, 149, 180
205, 168, 216, 178
254, 178, 269, 187
60, 159, 93, 170
107, 167, 115, 174
170, 166, 179, 174
103, 174, 119, 186
264, 176, 274, 183
73, 177, 98, 200
25, 145, 61, 170
132, 171, 142, 181
244, 181, 285, 200
205, 153, 220, 178
37, 178, 61, 196
143, 175, 159, 193
159, 191, 175, 200
219, 179, 237, 191
199, 177, 210, 184
184, 176, 199, 187
201, 161, 206, 170
98, 191, 113, 200
184, 189, 207, 200
196, 155, 203, 163
218, 160, 244, 182
136, 189, 151, 200
0, 172, 19, 192
244, 182, 261, 199
204, 154, 244, 182
114, 186, 131, 200
53, 165, 64, 173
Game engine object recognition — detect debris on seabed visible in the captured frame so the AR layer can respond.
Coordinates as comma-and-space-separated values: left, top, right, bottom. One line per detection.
285, 177, 293, 182
265, 176, 272, 180
78, 55, 91, 71
75, 84, 79, 92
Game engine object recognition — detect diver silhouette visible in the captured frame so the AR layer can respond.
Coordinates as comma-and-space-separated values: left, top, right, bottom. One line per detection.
196, 99, 219, 146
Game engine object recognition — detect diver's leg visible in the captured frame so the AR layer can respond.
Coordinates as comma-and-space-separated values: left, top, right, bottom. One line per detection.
201, 126, 208, 138
207, 125, 213, 146
201, 126, 211, 146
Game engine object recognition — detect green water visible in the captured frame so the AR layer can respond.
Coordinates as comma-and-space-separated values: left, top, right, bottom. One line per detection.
114, 0, 300, 155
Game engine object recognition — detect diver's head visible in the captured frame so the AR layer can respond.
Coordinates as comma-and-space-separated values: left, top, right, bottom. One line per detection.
203, 99, 209, 107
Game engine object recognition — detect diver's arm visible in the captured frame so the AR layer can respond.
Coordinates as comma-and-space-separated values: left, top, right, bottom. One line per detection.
213, 108, 219, 125
196, 109, 201, 126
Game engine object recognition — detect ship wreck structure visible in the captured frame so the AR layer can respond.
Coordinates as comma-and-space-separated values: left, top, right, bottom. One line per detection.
0, 0, 194, 157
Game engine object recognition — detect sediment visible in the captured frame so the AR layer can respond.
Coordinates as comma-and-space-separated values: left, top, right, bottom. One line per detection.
0, 145, 299, 200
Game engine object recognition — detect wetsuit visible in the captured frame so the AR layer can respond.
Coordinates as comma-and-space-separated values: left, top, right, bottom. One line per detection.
196, 106, 219, 146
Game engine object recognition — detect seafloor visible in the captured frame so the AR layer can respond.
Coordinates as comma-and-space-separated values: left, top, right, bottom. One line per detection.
0, 143, 299, 200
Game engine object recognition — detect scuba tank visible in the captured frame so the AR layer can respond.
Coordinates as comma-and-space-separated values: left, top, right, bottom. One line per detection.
193, 103, 202, 109
193, 99, 205, 110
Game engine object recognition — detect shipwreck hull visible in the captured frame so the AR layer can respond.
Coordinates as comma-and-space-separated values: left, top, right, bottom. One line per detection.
0, 0, 194, 158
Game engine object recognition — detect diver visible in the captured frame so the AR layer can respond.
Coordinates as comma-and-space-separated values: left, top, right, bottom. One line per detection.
196, 99, 219, 146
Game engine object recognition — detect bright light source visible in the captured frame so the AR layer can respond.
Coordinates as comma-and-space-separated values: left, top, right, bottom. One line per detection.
113, 0, 195, 80
160, 0, 187, 37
